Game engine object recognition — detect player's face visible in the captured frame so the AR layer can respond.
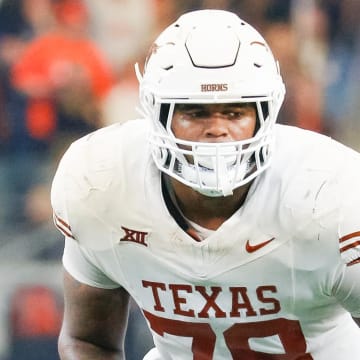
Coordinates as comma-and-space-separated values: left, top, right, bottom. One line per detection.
171, 103, 257, 143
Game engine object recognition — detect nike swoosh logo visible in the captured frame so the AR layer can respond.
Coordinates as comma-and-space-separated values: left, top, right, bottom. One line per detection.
246, 237, 275, 253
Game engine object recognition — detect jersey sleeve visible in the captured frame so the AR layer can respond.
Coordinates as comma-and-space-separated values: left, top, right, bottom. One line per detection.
337, 149, 360, 267
50, 126, 126, 251
63, 237, 120, 289
51, 143, 77, 241
51, 142, 120, 289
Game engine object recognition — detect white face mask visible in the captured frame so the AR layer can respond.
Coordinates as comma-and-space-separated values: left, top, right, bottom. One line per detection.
181, 155, 252, 197
184, 145, 238, 197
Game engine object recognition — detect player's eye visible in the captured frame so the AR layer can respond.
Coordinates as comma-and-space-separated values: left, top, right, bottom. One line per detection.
181, 110, 209, 119
223, 111, 240, 120
221, 110, 247, 120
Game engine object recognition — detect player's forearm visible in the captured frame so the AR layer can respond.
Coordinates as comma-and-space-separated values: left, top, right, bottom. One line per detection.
59, 334, 125, 360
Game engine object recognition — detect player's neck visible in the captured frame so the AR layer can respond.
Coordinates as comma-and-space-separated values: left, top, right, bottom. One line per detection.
167, 177, 252, 230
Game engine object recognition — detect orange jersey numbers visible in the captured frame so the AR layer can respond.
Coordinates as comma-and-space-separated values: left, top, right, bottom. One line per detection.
144, 311, 312, 359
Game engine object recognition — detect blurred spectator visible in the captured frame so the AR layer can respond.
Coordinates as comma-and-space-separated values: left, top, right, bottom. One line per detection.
11, 0, 116, 144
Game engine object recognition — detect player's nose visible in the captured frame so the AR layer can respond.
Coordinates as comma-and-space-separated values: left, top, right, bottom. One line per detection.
204, 113, 230, 138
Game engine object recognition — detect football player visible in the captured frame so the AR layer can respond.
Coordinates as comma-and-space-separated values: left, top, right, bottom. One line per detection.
51, 9, 360, 359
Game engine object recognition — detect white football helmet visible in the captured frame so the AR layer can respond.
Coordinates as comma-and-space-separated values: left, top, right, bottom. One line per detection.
136, 9, 285, 197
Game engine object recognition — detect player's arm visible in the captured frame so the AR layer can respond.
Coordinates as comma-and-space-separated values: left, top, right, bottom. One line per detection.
59, 269, 130, 360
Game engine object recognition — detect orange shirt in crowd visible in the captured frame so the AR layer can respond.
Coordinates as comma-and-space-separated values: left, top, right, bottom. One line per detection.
11, 31, 115, 140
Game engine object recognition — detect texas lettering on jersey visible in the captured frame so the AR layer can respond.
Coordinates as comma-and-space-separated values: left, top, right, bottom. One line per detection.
142, 280, 280, 318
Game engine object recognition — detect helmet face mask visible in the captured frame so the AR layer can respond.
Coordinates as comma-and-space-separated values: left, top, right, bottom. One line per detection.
137, 9, 285, 197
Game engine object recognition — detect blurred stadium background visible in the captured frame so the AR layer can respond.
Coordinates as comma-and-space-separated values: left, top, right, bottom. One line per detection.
0, 0, 359, 359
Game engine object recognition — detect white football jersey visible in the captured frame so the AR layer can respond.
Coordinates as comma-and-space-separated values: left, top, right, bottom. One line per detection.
51, 119, 360, 359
